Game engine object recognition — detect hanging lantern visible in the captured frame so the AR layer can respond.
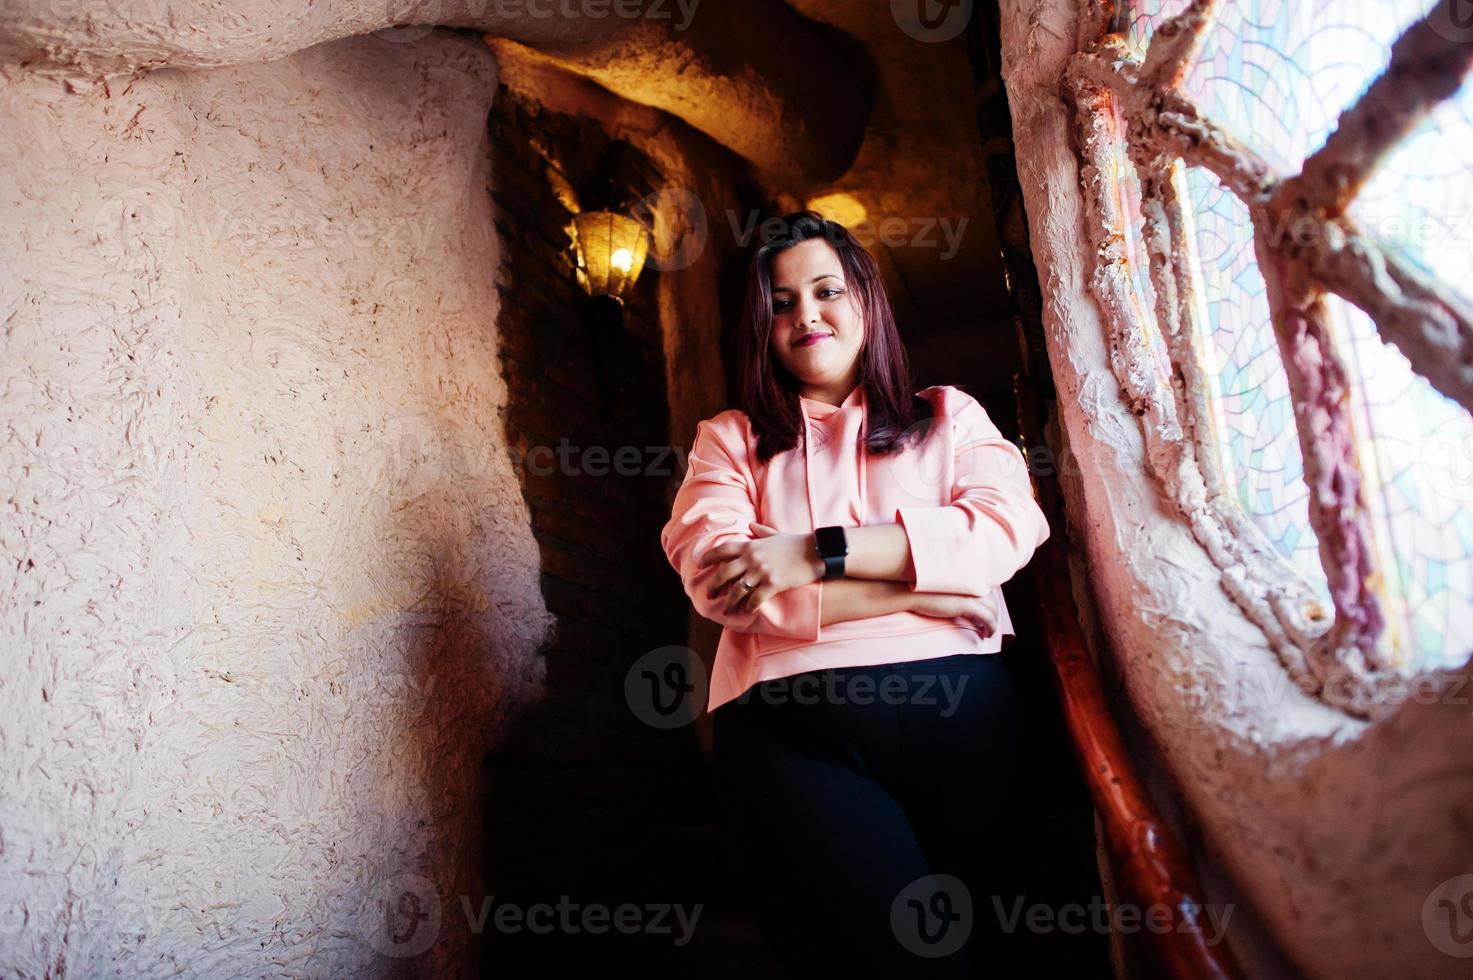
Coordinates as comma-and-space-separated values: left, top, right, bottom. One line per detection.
572, 209, 651, 303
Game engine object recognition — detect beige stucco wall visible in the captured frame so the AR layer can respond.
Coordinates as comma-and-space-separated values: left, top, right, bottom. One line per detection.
0, 31, 554, 976
999, 1, 1473, 978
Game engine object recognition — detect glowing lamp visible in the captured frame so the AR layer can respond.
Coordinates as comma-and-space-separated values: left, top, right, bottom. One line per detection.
572, 210, 650, 302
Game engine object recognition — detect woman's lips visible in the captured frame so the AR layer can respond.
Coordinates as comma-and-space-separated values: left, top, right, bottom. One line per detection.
793, 332, 832, 348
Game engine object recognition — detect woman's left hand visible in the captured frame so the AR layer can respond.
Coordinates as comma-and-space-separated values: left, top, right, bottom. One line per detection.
700, 522, 823, 616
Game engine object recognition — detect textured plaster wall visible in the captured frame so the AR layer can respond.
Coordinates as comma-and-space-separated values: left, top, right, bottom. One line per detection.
999, 2, 1473, 978
0, 31, 553, 977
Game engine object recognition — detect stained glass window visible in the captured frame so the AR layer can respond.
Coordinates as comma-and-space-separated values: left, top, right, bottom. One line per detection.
1325, 296, 1473, 670
1121, 0, 1193, 58
1178, 169, 1328, 596
1120, 1, 1473, 672
1124, 1, 1431, 167
1352, 82, 1473, 310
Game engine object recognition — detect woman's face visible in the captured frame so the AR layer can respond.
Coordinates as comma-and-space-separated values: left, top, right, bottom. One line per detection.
767, 238, 865, 399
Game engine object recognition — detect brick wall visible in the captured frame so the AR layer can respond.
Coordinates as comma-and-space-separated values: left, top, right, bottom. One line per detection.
480, 85, 777, 975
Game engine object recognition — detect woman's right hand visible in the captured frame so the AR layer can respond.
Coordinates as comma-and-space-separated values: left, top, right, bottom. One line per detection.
908, 590, 999, 638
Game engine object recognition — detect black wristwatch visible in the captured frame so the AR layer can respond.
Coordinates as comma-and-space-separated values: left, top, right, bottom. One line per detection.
814, 525, 849, 581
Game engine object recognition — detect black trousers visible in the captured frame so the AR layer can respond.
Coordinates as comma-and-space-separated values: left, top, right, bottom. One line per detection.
712, 653, 1028, 979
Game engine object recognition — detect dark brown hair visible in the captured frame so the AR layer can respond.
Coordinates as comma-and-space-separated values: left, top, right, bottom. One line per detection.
731, 209, 939, 464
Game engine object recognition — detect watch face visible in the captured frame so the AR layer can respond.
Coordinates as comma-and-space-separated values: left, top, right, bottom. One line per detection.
816, 525, 848, 557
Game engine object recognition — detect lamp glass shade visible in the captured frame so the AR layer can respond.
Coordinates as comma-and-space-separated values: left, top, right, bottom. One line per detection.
573, 210, 651, 300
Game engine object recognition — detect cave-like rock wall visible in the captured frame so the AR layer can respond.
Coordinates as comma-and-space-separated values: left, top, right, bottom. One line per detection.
0, 31, 552, 976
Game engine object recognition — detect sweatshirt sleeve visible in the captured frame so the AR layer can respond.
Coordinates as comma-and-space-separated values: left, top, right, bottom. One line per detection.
660, 417, 823, 640
894, 390, 1050, 595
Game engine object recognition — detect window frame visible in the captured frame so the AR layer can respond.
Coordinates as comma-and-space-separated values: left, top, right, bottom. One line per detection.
1062, 0, 1473, 717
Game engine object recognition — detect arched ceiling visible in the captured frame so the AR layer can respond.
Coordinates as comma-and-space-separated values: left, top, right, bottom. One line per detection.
2, 0, 1010, 332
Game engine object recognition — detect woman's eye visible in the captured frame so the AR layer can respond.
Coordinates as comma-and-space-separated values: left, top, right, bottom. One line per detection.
773, 287, 840, 313
771, 287, 842, 309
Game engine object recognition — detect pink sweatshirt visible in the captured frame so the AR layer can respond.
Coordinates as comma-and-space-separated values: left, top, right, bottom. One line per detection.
660, 383, 1050, 713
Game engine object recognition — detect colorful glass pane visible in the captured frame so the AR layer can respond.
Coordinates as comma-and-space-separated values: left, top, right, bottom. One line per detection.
1123, 0, 1473, 671
1179, 168, 1329, 598
1351, 82, 1473, 309
1124, 0, 1432, 173
1324, 295, 1473, 670
1120, 0, 1193, 57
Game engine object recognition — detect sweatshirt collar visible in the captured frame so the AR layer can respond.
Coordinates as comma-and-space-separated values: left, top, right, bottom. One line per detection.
799, 383, 865, 421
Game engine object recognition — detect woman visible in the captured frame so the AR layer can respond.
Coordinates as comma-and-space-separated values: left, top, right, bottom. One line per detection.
659, 210, 1050, 978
